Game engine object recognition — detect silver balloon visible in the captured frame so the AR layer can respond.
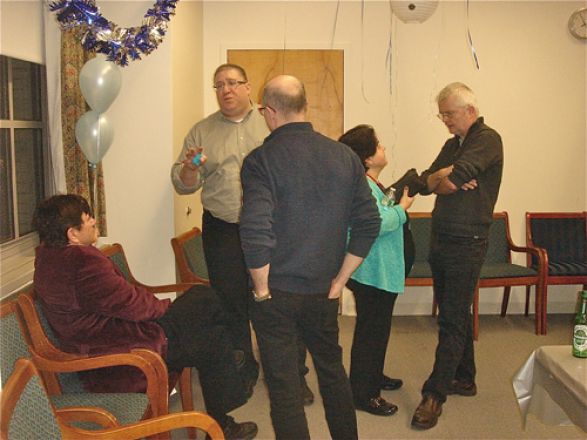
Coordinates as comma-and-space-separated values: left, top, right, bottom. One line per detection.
79, 55, 122, 113
75, 110, 114, 164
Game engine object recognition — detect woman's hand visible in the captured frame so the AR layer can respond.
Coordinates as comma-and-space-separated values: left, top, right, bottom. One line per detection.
398, 186, 415, 211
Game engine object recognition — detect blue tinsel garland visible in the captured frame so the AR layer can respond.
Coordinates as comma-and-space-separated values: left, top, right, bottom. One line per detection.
49, 0, 178, 66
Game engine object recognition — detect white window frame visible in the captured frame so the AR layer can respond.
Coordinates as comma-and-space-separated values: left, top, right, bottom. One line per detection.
0, 55, 51, 298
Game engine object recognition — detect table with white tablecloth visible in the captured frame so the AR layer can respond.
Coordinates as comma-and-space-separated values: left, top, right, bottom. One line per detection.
513, 345, 587, 432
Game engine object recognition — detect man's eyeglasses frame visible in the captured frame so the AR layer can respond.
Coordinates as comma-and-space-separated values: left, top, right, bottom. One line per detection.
213, 79, 248, 91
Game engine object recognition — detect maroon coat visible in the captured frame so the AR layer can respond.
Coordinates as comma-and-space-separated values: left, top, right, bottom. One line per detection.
33, 244, 171, 392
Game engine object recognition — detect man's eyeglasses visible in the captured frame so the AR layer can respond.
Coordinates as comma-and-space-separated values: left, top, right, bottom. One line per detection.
436, 107, 467, 121
257, 105, 275, 115
213, 79, 247, 91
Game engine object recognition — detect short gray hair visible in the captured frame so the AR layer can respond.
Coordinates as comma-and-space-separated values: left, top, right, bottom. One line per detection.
436, 82, 479, 113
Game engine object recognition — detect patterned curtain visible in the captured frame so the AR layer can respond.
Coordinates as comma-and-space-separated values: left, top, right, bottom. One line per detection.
61, 28, 107, 234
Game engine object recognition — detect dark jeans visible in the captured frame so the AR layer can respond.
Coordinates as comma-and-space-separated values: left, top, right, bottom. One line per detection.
202, 210, 259, 381
422, 231, 488, 402
202, 210, 309, 381
251, 290, 358, 440
156, 285, 246, 427
347, 279, 398, 401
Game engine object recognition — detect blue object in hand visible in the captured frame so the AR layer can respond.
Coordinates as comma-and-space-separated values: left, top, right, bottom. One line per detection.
192, 152, 203, 166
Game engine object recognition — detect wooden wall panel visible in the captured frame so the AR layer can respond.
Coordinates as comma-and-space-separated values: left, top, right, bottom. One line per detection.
228, 50, 343, 140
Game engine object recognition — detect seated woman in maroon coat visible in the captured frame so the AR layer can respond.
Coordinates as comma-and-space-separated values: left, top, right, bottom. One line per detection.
32, 194, 257, 440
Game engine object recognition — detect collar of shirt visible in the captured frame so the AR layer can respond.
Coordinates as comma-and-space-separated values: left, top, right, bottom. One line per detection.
219, 101, 256, 124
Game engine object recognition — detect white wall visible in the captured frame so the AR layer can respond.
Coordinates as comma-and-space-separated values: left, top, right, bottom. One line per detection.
97, 2, 175, 286
202, 0, 587, 315
0, 0, 44, 63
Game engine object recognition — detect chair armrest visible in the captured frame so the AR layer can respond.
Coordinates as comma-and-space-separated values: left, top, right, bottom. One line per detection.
56, 406, 120, 428
134, 282, 197, 295
508, 244, 548, 280
29, 348, 169, 417
61, 411, 225, 440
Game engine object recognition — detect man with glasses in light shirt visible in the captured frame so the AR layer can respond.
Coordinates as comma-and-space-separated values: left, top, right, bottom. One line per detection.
411, 82, 503, 430
171, 64, 314, 404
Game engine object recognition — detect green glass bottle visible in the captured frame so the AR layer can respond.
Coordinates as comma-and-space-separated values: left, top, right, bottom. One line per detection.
572, 290, 587, 358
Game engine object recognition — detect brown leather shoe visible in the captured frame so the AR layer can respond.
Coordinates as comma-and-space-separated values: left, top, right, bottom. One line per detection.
411, 394, 443, 430
447, 380, 477, 396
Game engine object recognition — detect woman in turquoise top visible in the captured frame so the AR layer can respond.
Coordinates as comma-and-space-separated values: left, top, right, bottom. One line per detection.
339, 125, 415, 417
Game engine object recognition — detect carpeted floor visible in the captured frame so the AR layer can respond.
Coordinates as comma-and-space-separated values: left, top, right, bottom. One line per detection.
171, 313, 585, 439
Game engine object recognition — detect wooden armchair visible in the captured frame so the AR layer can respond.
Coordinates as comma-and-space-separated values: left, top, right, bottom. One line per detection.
1, 295, 162, 435
99, 243, 197, 421
406, 212, 546, 338
15, 291, 169, 423
523, 212, 587, 334
0, 358, 224, 440
480, 212, 546, 336
170, 227, 210, 285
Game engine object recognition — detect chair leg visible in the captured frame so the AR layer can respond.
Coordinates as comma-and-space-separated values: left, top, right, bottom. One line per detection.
533, 284, 541, 336
473, 285, 479, 341
179, 368, 197, 440
500, 286, 511, 317
524, 286, 531, 317
541, 284, 548, 335
432, 286, 438, 317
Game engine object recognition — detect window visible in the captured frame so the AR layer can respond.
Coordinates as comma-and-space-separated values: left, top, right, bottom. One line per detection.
0, 55, 51, 296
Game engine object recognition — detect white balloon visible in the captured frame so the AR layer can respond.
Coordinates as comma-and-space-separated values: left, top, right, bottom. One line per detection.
79, 55, 122, 113
75, 111, 114, 164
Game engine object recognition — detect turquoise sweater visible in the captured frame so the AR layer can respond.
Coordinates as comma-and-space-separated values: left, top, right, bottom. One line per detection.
351, 178, 406, 294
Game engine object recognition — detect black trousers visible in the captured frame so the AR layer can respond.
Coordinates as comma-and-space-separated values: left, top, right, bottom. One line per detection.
201, 210, 309, 381
157, 285, 246, 427
422, 232, 488, 402
202, 210, 260, 381
251, 290, 357, 440
347, 279, 398, 402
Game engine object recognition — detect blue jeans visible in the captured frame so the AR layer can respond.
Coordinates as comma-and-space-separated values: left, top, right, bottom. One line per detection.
422, 232, 488, 402
251, 290, 357, 440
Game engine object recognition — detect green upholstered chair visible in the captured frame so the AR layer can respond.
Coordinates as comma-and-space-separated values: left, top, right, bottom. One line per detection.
170, 227, 210, 285
99, 242, 198, 435
521, 212, 587, 334
479, 212, 546, 337
1, 295, 157, 432
405, 213, 433, 286
14, 290, 168, 426
0, 358, 224, 440
406, 212, 546, 339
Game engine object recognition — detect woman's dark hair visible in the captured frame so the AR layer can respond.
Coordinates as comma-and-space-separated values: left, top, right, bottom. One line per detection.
338, 124, 378, 171
32, 194, 93, 247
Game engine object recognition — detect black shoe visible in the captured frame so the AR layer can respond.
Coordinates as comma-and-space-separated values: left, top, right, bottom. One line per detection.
411, 394, 443, 430
355, 396, 398, 416
381, 375, 403, 391
302, 379, 314, 406
234, 350, 245, 370
447, 380, 477, 396
223, 418, 258, 440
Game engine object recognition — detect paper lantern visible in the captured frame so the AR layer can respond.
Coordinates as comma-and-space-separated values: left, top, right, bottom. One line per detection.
390, 1, 439, 23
